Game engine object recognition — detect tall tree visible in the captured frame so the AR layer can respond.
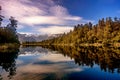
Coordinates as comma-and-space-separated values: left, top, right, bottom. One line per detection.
0, 6, 4, 27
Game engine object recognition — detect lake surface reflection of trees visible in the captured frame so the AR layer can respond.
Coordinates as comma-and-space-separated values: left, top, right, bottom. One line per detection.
0, 49, 19, 79
41, 46, 120, 73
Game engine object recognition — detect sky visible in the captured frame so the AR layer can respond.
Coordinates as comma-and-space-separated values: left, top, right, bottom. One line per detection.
0, 0, 120, 35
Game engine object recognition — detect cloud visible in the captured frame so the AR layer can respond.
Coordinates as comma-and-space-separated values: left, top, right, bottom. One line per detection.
15, 52, 83, 80
17, 25, 25, 29
0, 0, 81, 25
49, 5, 82, 21
38, 26, 73, 34
1, 0, 42, 17
38, 53, 73, 62
0, 0, 93, 34
20, 16, 65, 25
64, 16, 82, 21
18, 32, 33, 35
49, 5, 69, 17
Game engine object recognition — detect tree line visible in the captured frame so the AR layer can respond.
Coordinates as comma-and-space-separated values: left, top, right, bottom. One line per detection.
28, 17, 120, 46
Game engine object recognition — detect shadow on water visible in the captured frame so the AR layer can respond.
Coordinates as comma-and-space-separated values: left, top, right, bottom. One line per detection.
40, 45, 120, 74
0, 48, 19, 80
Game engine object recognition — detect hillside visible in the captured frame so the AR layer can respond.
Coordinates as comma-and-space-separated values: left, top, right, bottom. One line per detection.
27, 17, 120, 46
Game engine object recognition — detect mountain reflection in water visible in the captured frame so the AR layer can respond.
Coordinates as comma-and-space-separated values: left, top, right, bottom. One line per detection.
0, 46, 120, 80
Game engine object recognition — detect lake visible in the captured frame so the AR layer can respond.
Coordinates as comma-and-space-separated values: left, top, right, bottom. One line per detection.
0, 46, 120, 80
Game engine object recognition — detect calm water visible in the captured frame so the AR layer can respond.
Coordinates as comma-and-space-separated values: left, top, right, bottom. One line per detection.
0, 46, 120, 80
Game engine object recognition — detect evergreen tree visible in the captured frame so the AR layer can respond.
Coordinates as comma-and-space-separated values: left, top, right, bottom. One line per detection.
24, 17, 120, 46
0, 6, 19, 44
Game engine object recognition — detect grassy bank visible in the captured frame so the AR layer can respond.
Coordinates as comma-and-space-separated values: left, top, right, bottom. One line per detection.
0, 43, 20, 52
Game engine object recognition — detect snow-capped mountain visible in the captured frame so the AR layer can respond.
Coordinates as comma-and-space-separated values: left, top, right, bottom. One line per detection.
17, 33, 62, 42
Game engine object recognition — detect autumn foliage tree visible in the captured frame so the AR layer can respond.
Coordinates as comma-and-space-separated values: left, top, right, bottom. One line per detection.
38, 17, 120, 46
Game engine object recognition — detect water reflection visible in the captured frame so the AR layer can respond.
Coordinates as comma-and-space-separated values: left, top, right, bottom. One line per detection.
15, 46, 81, 80
41, 46, 120, 73
1, 46, 120, 80
0, 48, 19, 80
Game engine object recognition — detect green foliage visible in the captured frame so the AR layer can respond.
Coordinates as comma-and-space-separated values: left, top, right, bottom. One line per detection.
0, 16, 19, 44
0, 27, 19, 43
38, 17, 120, 46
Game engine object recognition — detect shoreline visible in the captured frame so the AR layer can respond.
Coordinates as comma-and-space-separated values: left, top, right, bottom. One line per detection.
21, 43, 120, 47
0, 43, 20, 50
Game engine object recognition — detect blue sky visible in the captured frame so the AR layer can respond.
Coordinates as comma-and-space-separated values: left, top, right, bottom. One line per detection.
0, 0, 120, 35
61, 0, 120, 20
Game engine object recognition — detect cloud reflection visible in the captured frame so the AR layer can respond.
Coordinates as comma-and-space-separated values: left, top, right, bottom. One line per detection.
15, 47, 83, 80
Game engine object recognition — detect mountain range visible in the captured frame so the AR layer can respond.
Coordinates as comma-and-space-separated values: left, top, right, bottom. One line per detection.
17, 33, 62, 43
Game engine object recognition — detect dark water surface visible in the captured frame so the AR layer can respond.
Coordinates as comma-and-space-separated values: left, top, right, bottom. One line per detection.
0, 46, 120, 80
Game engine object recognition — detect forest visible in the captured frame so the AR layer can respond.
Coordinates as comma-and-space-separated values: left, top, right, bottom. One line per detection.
24, 17, 120, 46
